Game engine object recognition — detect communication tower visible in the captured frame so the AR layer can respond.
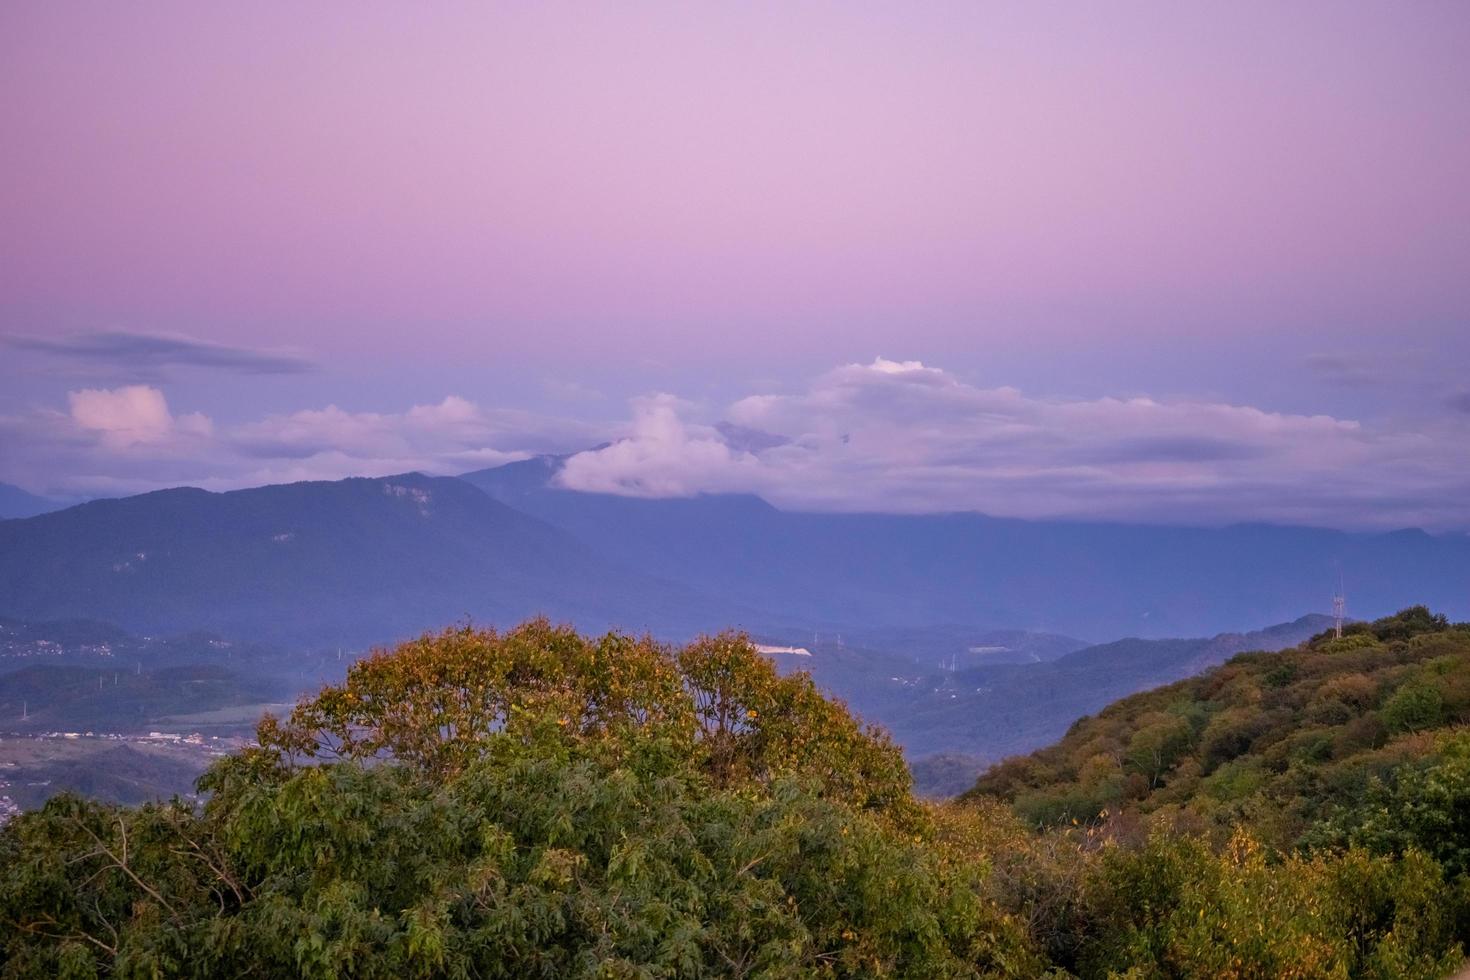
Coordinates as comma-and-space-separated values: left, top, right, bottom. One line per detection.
1332, 572, 1346, 639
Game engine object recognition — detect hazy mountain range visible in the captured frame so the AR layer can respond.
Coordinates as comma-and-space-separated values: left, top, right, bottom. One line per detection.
1, 457, 1467, 648
462, 456, 1468, 638
0, 473, 728, 646
0, 483, 64, 521
748, 613, 1331, 793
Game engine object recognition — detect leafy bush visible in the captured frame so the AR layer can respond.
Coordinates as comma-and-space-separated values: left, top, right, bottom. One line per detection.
1381, 680, 1445, 734
1078, 831, 1464, 980
5, 614, 1470, 977
1310, 731, 1470, 878
965, 607, 1470, 851
0, 623, 1040, 978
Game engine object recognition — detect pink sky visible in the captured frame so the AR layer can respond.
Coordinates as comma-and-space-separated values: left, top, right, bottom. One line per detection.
3, 3, 1469, 526
3, 2, 1467, 363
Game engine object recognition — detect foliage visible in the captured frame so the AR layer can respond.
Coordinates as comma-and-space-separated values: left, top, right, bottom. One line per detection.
5, 615, 1470, 977
1381, 680, 1445, 734
935, 800, 1470, 979
258, 621, 916, 822
1075, 831, 1464, 979
1307, 730, 1470, 879
964, 608, 1470, 850
1, 622, 1030, 978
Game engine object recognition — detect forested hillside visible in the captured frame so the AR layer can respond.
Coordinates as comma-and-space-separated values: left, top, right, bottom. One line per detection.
7, 464, 1470, 647
967, 607, 1470, 860
755, 615, 1328, 797
0, 474, 725, 644
463, 455, 1470, 639
4, 617, 1468, 977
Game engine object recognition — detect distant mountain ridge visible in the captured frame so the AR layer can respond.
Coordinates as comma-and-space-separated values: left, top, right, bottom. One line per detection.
0, 483, 64, 520
1, 459, 1467, 649
460, 456, 1470, 640
0, 473, 726, 645
765, 614, 1333, 773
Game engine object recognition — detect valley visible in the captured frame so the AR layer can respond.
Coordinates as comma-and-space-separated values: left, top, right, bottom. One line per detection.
7, 7, 1467, 971
0, 731, 241, 822
0, 606, 1337, 804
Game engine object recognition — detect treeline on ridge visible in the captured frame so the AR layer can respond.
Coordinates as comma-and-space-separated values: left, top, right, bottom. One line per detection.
3, 614, 1469, 977
966, 606, 1470, 861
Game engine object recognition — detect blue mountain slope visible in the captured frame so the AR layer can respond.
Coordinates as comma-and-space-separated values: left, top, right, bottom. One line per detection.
5, 458, 1466, 650
0, 473, 728, 645
461, 457, 1470, 640
0, 483, 64, 520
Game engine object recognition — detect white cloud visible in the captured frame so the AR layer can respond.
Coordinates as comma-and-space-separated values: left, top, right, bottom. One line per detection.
866, 357, 938, 376
558, 358, 1470, 530
233, 396, 600, 468
0, 390, 605, 498
67, 385, 210, 446
557, 394, 759, 497
3, 362, 1468, 530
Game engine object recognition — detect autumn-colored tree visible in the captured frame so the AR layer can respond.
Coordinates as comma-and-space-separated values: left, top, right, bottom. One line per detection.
257, 620, 693, 776
258, 620, 916, 824
1, 620, 967, 978
6, 612, 1470, 978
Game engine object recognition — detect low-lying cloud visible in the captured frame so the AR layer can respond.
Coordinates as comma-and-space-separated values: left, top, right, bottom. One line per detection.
67, 385, 213, 448
0, 388, 603, 498
557, 358, 1470, 531
2, 358, 1467, 530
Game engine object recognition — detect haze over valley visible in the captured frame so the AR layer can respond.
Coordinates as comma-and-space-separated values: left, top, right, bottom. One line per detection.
2, 455, 1461, 799
4, 3, 1470, 975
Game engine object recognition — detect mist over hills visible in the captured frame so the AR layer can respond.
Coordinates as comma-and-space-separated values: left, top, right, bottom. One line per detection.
461, 455, 1470, 640
756, 614, 1332, 791
2, 459, 1468, 649
0, 483, 63, 520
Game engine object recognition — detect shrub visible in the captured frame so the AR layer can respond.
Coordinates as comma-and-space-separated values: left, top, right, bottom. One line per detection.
1381, 680, 1445, 735
0, 622, 1037, 978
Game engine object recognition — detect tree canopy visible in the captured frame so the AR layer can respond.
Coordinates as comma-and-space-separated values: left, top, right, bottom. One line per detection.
3, 615, 1469, 978
965, 607, 1470, 850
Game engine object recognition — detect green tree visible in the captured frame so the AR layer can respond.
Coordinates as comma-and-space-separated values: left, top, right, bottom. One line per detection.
1123, 713, 1193, 788
0, 620, 1037, 977
1380, 680, 1444, 735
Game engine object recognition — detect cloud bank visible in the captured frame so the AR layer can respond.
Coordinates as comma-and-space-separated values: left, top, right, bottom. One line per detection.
0, 388, 603, 498
1, 359, 1466, 531
558, 358, 1470, 531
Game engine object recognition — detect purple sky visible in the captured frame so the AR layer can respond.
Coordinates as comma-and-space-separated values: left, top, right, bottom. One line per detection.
2, 3, 1468, 528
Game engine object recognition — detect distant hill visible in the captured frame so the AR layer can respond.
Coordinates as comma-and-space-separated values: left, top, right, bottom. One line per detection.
844, 626, 1088, 667
0, 662, 284, 734
4, 459, 1468, 650
0, 615, 133, 653
963, 606, 1470, 857
772, 615, 1332, 787
0, 483, 63, 520
0, 473, 726, 645
461, 457, 1470, 640
0, 615, 358, 707
0, 739, 212, 810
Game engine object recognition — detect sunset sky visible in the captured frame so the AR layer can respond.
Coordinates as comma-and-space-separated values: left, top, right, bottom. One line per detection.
3, 3, 1468, 528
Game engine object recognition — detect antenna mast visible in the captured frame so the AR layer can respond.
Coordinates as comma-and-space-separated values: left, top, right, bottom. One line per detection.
1332, 570, 1346, 639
